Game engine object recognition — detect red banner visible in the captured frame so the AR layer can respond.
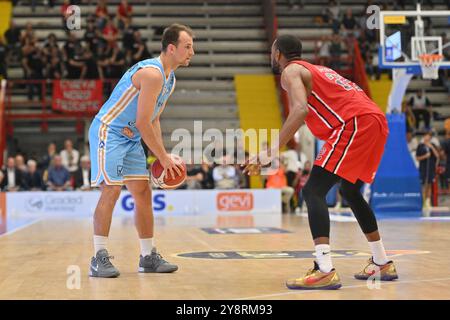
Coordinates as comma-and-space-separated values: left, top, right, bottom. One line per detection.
52, 80, 103, 113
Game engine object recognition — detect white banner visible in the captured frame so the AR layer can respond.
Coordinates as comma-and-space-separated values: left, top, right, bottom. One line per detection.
4, 189, 282, 227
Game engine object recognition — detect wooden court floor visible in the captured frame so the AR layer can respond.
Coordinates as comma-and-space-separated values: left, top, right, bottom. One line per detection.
0, 215, 449, 300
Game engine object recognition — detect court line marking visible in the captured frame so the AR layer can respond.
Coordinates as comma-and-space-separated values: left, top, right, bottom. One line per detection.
185, 231, 218, 251
0, 218, 42, 239
233, 277, 450, 300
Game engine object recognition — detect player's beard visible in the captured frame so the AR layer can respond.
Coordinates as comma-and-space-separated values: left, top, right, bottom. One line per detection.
271, 58, 281, 74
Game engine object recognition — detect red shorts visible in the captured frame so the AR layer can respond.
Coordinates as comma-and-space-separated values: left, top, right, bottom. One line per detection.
314, 113, 388, 184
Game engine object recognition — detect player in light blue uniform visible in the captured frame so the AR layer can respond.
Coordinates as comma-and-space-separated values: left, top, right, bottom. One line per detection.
89, 56, 176, 186
88, 24, 194, 278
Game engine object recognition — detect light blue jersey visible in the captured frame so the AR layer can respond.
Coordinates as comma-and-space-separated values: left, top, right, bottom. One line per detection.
89, 57, 175, 186
95, 56, 176, 142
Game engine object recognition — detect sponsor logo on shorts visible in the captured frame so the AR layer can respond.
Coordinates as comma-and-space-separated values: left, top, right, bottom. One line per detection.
122, 127, 134, 138
217, 192, 254, 211
117, 166, 124, 177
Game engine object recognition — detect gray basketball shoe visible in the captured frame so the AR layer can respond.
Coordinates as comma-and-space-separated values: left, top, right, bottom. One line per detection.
89, 249, 120, 278
138, 248, 178, 273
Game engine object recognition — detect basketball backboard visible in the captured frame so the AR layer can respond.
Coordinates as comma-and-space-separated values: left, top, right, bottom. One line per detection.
378, 4, 450, 77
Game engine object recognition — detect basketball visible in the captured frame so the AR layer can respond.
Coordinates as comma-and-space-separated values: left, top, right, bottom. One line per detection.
151, 154, 187, 189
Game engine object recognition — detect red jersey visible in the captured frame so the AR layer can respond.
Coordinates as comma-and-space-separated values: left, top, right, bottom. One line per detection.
287, 60, 384, 140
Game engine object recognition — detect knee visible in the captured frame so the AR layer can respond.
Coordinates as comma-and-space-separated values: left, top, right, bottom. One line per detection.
302, 182, 317, 200
340, 184, 361, 202
101, 184, 122, 201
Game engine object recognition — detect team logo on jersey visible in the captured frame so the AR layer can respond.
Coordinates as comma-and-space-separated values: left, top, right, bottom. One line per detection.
122, 127, 134, 138
316, 147, 327, 161
127, 121, 136, 128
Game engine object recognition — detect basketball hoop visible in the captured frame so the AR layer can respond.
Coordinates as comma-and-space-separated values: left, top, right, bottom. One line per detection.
418, 54, 443, 79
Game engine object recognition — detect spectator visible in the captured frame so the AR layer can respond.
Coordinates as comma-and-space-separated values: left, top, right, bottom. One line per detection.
20, 22, 36, 46
328, 0, 341, 33
95, 0, 109, 30
341, 8, 357, 37
329, 33, 342, 70
66, 42, 86, 79
81, 44, 101, 79
437, 148, 448, 192
107, 45, 126, 79
131, 30, 152, 65
38, 142, 57, 171
46, 47, 63, 79
281, 146, 300, 192
4, 20, 21, 63
200, 161, 214, 189
316, 36, 331, 66
24, 159, 45, 191
407, 130, 419, 168
213, 156, 237, 189
84, 20, 97, 53
265, 160, 294, 214
416, 130, 439, 209
63, 32, 82, 62
22, 38, 46, 100
0, 37, 7, 79
122, 17, 135, 57
442, 135, 450, 193
408, 89, 432, 131
15, 154, 27, 174
60, 139, 80, 174
294, 160, 311, 214
42, 33, 60, 61
116, 0, 133, 30
74, 155, 91, 191
1, 156, 25, 191
184, 164, 203, 189
102, 16, 119, 48
47, 155, 72, 191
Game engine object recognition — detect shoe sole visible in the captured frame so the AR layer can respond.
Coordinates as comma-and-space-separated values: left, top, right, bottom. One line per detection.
138, 267, 178, 273
89, 269, 120, 278
354, 275, 398, 281
286, 283, 342, 290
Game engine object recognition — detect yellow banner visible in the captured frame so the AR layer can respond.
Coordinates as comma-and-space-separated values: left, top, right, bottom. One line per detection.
384, 16, 406, 24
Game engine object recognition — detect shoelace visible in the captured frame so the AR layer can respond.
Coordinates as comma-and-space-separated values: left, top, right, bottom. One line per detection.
100, 255, 115, 268
146, 252, 168, 264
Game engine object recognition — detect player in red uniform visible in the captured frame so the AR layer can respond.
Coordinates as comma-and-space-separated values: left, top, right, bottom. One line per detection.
244, 35, 398, 289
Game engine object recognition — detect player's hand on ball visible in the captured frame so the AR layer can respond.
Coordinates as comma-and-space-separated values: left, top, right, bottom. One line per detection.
160, 154, 184, 179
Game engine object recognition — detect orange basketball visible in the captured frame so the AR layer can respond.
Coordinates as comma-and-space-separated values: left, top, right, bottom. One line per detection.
150, 154, 187, 189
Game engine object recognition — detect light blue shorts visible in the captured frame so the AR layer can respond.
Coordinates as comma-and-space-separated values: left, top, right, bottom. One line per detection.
89, 118, 149, 187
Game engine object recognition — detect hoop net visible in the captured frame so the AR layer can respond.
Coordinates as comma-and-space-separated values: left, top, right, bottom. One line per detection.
418, 54, 443, 79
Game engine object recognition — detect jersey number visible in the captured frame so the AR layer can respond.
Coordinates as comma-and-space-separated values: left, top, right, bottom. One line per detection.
325, 72, 363, 92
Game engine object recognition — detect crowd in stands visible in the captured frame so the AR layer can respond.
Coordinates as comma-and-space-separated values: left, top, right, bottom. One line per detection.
0, 139, 91, 192
1, 0, 152, 94
0, 140, 314, 213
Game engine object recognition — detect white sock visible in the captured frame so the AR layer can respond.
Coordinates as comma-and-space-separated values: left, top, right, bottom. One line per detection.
369, 239, 389, 265
315, 244, 333, 273
93, 235, 108, 256
140, 238, 154, 257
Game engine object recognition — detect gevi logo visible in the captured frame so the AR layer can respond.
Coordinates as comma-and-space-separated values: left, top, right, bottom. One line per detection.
121, 194, 166, 211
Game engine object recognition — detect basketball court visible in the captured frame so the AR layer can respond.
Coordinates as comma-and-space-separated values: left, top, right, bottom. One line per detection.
0, 213, 449, 300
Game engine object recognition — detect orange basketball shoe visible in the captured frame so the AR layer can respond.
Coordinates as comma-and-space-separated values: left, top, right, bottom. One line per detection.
286, 261, 342, 290
354, 257, 398, 281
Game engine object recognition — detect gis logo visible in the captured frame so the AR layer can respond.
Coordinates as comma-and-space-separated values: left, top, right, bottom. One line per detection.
121, 194, 166, 212
217, 192, 254, 211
